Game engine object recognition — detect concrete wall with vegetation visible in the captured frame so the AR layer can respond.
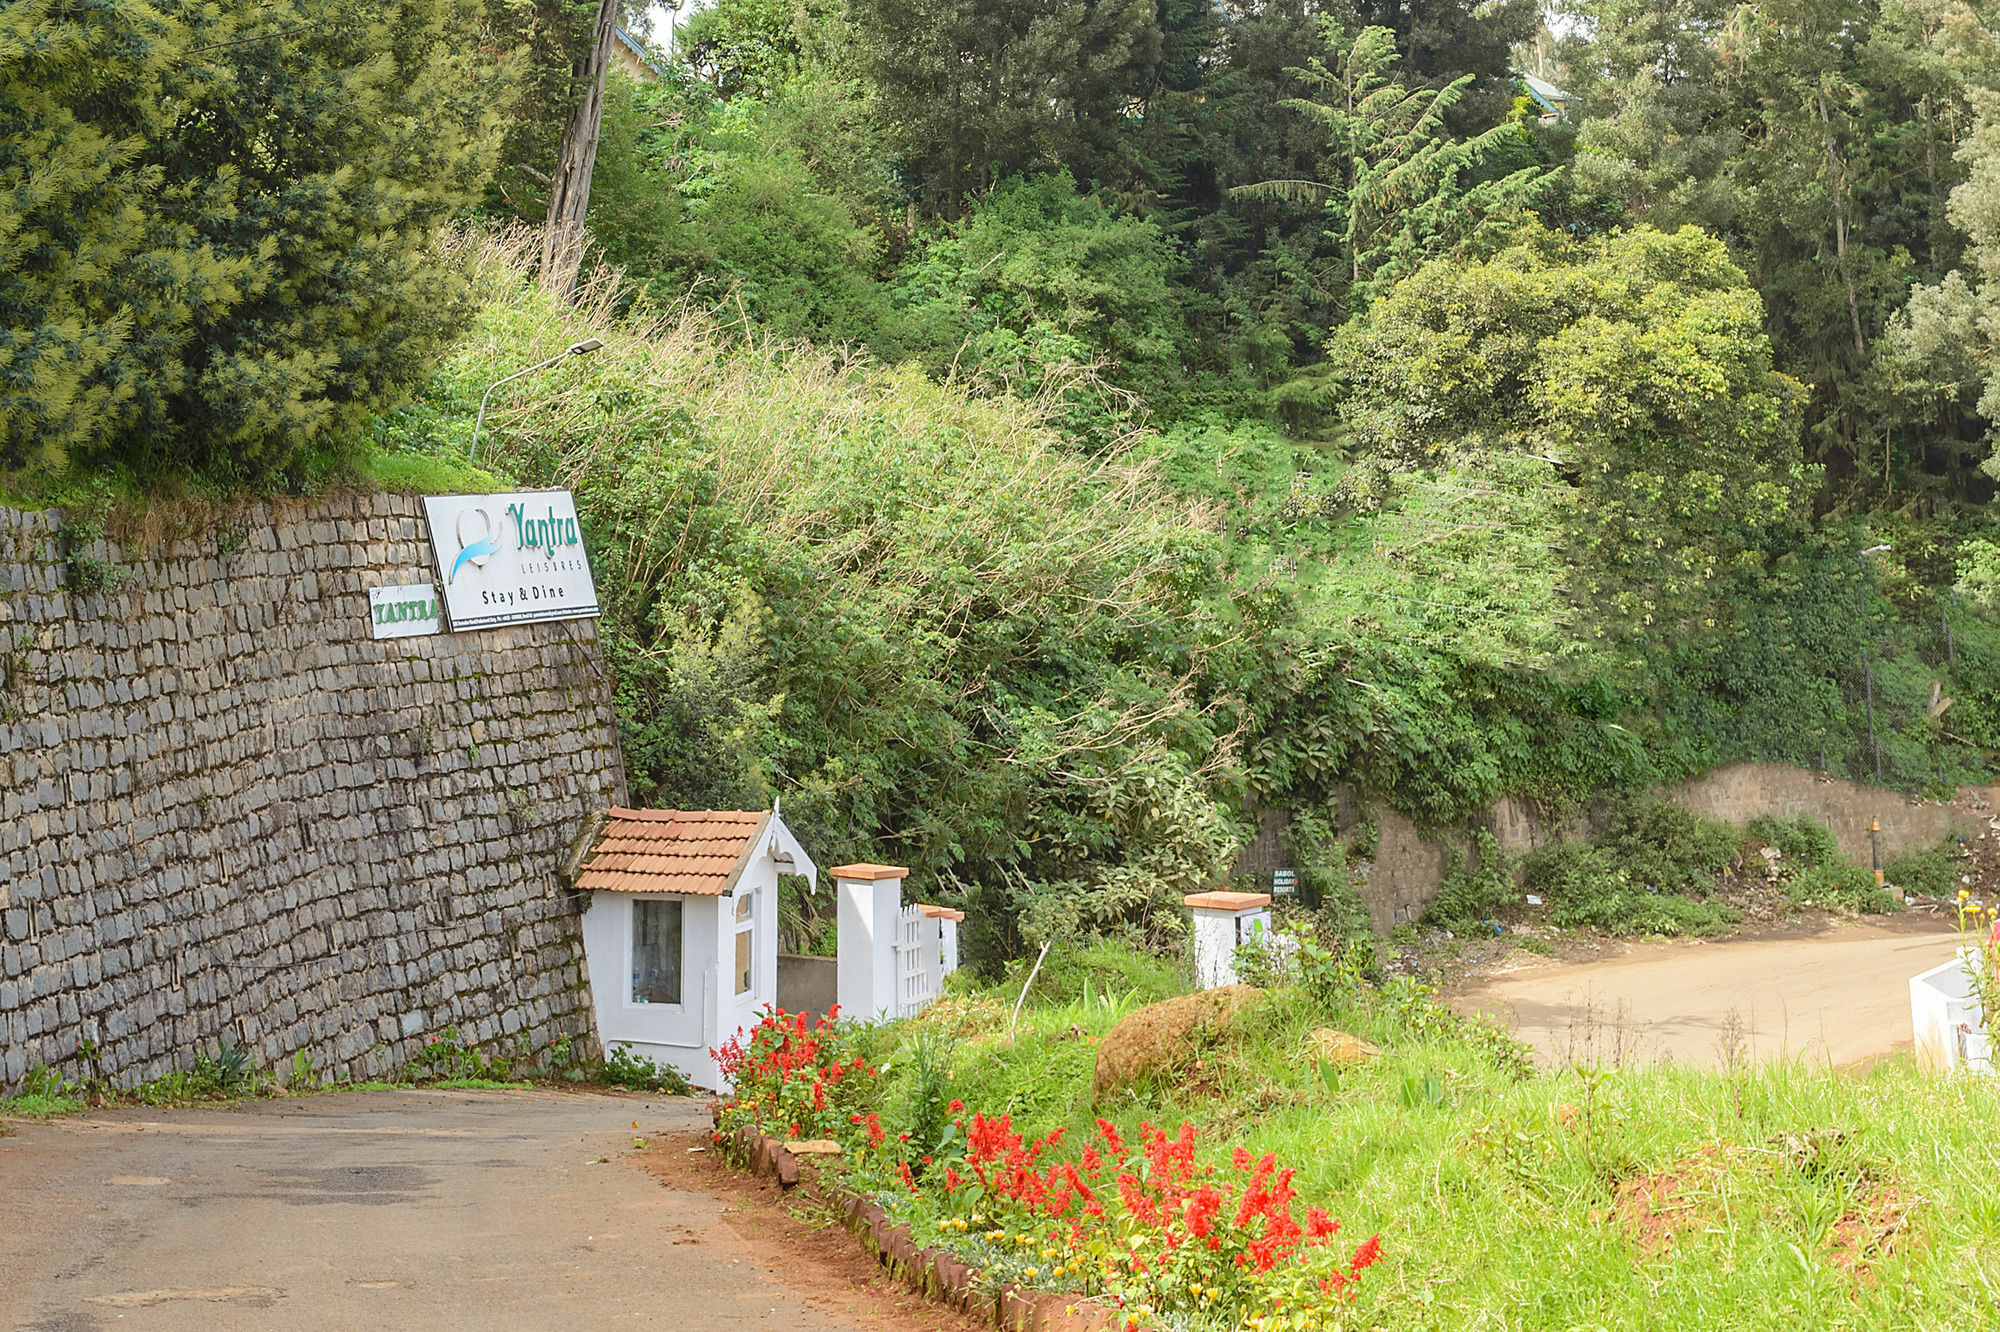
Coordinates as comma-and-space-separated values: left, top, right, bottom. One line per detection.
1239, 763, 1990, 935
0, 492, 627, 1091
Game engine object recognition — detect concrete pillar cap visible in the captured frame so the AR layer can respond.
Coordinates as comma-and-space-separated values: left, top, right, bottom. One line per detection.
1184, 891, 1272, 911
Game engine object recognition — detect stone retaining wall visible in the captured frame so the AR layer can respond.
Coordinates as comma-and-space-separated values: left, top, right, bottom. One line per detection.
0, 491, 627, 1090
1241, 763, 1992, 935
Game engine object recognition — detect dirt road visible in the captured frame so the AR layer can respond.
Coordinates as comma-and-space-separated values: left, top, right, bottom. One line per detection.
0, 1088, 936, 1332
1448, 914, 1963, 1068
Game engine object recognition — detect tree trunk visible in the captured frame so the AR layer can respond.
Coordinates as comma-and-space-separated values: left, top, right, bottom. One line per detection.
539, 0, 619, 302
1818, 89, 1866, 358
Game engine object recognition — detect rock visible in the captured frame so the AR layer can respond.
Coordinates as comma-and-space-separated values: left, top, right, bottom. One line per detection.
1091, 984, 1261, 1100
1306, 1028, 1379, 1066
783, 1138, 843, 1155
931, 1251, 977, 1307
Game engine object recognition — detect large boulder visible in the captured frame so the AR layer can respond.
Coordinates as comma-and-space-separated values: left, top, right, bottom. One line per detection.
1307, 1028, 1379, 1067
1091, 985, 1262, 1101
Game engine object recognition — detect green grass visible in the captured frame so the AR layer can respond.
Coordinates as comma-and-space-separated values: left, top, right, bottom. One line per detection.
858, 949, 2000, 1330
0, 1089, 89, 1119
357, 447, 512, 496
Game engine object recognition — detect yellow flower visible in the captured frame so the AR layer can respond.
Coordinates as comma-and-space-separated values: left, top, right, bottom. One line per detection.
1025, 1267, 1038, 1279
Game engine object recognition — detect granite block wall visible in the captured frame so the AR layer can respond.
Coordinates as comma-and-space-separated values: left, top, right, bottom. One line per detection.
1239, 764, 1989, 936
0, 491, 628, 1090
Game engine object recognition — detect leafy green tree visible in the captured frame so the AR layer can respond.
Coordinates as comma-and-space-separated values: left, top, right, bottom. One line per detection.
892, 173, 1189, 441
1562, 0, 1990, 508
2, 0, 506, 483
1348, 0, 1538, 128
1558, 0, 1742, 232
1892, 64, 2000, 491
586, 78, 893, 346
678, 0, 848, 100
850, 0, 1161, 214
1329, 226, 1810, 649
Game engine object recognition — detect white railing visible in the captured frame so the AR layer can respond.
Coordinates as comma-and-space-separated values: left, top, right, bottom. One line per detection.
895, 904, 938, 1019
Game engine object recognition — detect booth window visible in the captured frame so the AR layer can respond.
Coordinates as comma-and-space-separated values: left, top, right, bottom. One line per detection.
733, 892, 754, 995
632, 899, 682, 1005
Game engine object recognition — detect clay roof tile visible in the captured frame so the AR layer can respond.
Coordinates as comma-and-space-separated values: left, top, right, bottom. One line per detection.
576, 807, 773, 897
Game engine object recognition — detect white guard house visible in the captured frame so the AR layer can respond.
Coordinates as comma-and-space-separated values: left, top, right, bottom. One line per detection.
576, 807, 818, 1090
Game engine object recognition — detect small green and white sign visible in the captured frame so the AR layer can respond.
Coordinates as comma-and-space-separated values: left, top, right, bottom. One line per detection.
369, 583, 440, 639
1272, 868, 1298, 896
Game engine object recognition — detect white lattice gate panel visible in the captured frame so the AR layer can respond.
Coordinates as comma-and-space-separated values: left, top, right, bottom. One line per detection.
894, 904, 938, 1019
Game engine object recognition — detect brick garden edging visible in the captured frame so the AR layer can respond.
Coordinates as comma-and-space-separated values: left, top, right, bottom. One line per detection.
715, 1112, 1131, 1332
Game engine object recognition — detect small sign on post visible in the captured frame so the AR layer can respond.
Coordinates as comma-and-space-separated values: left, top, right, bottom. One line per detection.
368, 583, 441, 639
1271, 868, 1298, 897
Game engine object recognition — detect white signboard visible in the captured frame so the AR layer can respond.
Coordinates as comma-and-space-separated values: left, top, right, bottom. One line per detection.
423, 491, 600, 631
369, 583, 440, 639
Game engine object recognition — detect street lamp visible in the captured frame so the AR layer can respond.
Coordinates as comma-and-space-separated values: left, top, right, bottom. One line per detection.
468, 338, 605, 463
1858, 543, 1892, 782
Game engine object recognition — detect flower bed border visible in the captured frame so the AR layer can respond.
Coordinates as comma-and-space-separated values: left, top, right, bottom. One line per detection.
714, 1108, 1131, 1332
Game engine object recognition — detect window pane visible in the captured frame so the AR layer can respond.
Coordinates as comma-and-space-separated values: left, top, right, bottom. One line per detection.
632, 899, 682, 1005
733, 892, 754, 994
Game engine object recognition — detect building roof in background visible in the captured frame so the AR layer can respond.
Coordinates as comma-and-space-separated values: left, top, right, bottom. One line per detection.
1518, 71, 1572, 118
614, 25, 664, 81
577, 808, 771, 896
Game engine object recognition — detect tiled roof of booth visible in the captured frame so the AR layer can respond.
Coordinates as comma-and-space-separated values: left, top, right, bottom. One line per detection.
575, 807, 771, 896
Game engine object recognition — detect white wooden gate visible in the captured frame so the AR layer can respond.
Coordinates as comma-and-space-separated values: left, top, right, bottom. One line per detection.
894, 903, 938, 1018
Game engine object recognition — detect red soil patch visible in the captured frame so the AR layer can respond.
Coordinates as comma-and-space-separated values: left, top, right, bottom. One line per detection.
1826, 1184, 1914, 1279
635, 1129, 990, 1332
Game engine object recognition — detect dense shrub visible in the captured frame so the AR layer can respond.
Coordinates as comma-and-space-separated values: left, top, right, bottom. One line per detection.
1885, 839, 1962, 898
1746, 814, 1841, 868
893, 173, 1191, 444
1597, 801, 1742, 896
1427, 832, 1515, 933
1521, 838, 1736, 937
1786, 863, 1897, 915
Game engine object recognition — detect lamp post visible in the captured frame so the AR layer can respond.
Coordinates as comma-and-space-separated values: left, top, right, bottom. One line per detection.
468, 338, 604, 463
1858, 543, 1891, 782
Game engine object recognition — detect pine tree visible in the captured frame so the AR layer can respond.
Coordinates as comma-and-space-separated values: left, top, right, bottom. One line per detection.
1234, 25, 1555, 320
0, 0, 244, 472
0, 0, 509, 484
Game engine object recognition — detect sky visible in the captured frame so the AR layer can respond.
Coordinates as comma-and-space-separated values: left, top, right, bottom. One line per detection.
635, 1, 709, 50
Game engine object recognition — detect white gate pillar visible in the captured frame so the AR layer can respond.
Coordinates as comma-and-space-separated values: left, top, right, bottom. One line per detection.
921, 904, 964, 977
1185, 890, 1272, 989
833, 863, 908, 1023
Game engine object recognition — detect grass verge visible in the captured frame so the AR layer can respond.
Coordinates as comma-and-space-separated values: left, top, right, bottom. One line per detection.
732, 941, 2000, 1330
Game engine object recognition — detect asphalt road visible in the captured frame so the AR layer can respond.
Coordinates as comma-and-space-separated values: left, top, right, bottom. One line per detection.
1449, 914, 1963, 1068
0, 1088, 863, 1332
